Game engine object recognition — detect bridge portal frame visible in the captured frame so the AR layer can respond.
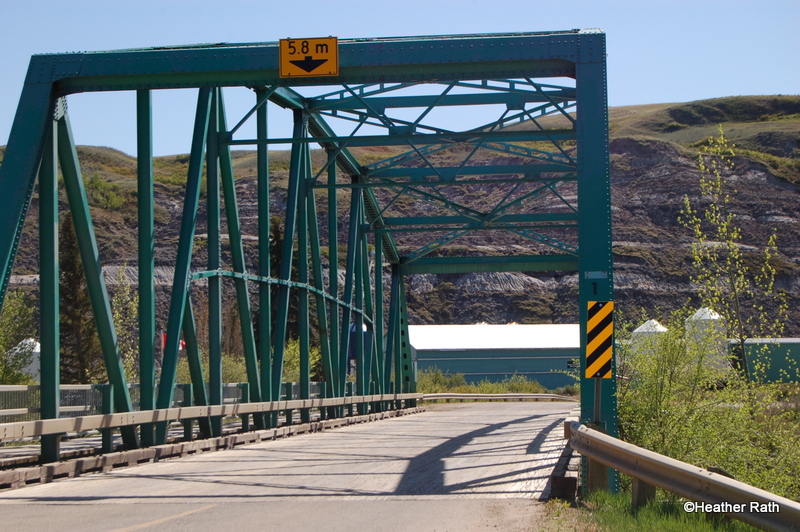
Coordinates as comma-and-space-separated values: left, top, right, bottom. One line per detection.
0, 30, 616, 488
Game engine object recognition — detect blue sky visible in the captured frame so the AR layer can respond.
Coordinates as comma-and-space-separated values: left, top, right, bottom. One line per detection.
1, 0, 797, 156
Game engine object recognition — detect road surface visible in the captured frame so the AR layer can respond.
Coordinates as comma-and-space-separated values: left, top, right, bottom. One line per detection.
0, 401, 577, 531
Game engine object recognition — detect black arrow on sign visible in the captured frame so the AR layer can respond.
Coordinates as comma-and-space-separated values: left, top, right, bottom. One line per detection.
290, 56, 328, 73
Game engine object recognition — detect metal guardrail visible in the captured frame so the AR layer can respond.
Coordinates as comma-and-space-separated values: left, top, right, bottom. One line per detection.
422, 393, 578, 402
0, 393, 422, 442
566, 421, 800, 532
0, 383, 321, 422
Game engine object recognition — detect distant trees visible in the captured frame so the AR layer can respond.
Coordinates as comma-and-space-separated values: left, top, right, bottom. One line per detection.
0, 289, 37, 384
111, 265, 138, 384
59, 215, 106, 384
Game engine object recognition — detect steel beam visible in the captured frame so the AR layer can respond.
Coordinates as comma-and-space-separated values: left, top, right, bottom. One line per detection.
298, 141, 311, 423
338, 189, 363, 397
271, 110, 306, 395
327, 153, 341, 400
576, 43, 618, 491
182, 296, 213, 439
0, 83, 54, 311
207, 89, 223, 437
226, 128, 575, 148
57, 113, 138, 449
399, 255, 579, 275
137, 90, 156, 447
307, 89, 575, 111
38, 119, 60, 463
218, 92, 265, 429
255, 88, 272, 425
33, 32, 586, 95
156, 88, 212, 443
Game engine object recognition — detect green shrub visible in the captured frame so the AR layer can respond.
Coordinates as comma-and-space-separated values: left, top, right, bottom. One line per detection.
85, 172, 126, 210
417, 367, 549, 395
617, 308, 800, 500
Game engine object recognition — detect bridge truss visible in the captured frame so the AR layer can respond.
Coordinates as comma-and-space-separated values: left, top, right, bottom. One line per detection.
0, 30, 615, 484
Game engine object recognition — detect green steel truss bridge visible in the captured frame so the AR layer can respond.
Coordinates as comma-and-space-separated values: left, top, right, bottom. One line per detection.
0, 30, 615, 483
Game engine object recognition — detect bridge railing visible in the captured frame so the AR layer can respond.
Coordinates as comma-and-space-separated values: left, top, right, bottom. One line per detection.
566, 421, 800, 531
0, 392, 421, 443
422, 393, 578, 402
0, 383, 326, 425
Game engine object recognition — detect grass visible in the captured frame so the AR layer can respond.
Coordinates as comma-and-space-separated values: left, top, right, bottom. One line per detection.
577, 491, 757, 532
539, 490, 759, 531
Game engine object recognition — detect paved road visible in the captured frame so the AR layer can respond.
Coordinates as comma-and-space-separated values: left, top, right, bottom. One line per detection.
0, 402, 577, 532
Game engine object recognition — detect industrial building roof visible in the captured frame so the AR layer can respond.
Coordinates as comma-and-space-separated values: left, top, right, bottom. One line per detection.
408, 323, 579, 351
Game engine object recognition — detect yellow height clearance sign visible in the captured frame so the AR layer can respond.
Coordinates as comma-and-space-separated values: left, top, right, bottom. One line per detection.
280, 37, 338, 78
586, 301, 614, 379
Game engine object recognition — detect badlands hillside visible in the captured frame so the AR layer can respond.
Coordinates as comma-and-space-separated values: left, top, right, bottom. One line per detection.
2, 95, 799, 334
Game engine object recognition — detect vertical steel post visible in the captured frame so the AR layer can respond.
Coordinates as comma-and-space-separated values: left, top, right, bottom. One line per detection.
101, 383, 114, 454
39, 118, 60, 463
136, 89, 156, 447
255, 88, 273, 426
327, 154, 340, 415
181, 384, 194, 441
374, 239, 385, 397
183, 296, 212, 438
218, 92, 264, 429
306, 185, 335, 399
156, 87, 212, 443
385, 265, 401, 397
298, 142, 311, 424
207, 89, 223, 437
354, 237, 365, 414
576, 32, 618, 492
360, 236, 377, 410
238, 382, 250, 432
57, 113, 138, 449
397, 280, 414, 399
338, 189, 362, 398
272, 110, 306, 394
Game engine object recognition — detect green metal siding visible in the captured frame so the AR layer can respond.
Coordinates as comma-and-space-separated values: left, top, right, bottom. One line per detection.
742, 341, 800, 384
415, 347, 578, 389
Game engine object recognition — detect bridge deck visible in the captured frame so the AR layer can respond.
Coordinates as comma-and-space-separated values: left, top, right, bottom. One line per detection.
0, 402, 576, 531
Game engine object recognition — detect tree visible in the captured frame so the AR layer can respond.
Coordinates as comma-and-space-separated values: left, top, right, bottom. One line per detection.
616, 309, 800, 499
59, 215, 106, 384
679, 127, 789, 383
111, 265, 139, 383
0, 289, 37, 384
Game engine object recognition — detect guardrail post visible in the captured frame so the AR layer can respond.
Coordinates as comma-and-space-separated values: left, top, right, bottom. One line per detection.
238, 382, 250, 432
317, 384, 326, 421
586, 458, 609, 493
282, 382, 292, 425
180, 384, 193, 441
300, 382, 311, 424
370, 382, 378, 413
101, 383, 114, 454
346, 382, 354, 417
631, 477, 656, 509
585, 422, 609, 493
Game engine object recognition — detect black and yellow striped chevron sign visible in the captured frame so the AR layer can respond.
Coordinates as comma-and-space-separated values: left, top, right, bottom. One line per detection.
586, 301, 614, 379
